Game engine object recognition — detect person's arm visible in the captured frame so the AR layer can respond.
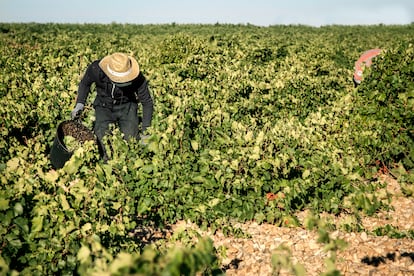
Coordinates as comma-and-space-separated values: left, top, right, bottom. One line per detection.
136, 79, 154, 133
76, 61, 100, 104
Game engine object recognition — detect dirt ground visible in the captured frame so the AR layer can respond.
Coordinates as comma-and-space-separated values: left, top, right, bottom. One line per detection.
43, 167, 410, 274
168, 175, 414, 275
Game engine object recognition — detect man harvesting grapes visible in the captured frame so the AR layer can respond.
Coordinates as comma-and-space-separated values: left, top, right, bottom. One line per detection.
71, 52, 153, 159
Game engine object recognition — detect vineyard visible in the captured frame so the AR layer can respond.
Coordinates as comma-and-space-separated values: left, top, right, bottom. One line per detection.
0, 23, 413, 275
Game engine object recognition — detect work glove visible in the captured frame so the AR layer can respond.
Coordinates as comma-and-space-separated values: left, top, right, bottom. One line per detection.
71, 103, 84, 120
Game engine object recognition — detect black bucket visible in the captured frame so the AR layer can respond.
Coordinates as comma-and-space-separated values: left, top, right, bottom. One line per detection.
49, 120, 95, 169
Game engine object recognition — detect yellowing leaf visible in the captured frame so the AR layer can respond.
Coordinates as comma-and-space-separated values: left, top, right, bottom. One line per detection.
191, 140, 199, 151
77, 245, 91, 263
6, 157, 20, 171
112, 201, 121, 210
98, 223, 110, 232
244, 131, 253, 142
59, 194, 70, 210
81, 223, 92, 233
302, 169, 311, 179
192, 175, 205, 183
110, 252, 134, 274
63, 160, 78, 175
230, 160, 239, 170
208, 198, 220, 207
147, 141, 159, 153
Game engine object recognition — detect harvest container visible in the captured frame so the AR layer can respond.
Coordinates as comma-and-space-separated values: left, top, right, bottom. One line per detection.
49, 120, 95, 169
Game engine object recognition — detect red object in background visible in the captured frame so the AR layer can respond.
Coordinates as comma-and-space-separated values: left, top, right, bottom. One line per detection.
266, 192, 285, 201
353, 48, 381, 85
266, 192, 278, 201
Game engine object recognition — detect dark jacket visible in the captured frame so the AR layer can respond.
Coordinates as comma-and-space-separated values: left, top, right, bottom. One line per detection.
76, 60, 154, 132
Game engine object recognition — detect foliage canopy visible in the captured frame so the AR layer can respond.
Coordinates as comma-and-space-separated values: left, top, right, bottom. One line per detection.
0, 23, 413, 274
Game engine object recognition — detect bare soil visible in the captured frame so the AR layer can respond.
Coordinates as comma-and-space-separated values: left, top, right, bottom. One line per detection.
168, 175, 414, 275
133, 174, 413, 275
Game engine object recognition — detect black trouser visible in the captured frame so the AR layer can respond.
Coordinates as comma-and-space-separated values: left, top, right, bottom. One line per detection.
94, 102, 139, 159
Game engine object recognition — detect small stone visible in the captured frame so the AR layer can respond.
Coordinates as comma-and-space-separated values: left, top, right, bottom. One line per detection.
360, 232, 368, 241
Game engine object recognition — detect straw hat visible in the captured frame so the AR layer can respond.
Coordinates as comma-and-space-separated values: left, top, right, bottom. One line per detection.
99, 53, 140, 83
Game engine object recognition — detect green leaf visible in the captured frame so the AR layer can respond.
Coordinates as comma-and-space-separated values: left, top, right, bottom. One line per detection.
293, 263, 306, 276
13, 203, 23, 216
192, 175, 205, 183
8, 238, 22, 249
0, 256, 9, 275
0, 198, 9, 210
13, 217, 29, 234
31, 216, 43, 233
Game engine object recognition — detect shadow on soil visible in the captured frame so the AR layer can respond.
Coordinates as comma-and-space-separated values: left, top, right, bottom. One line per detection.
361, 252, 414, 267
222, 258, 242, 271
